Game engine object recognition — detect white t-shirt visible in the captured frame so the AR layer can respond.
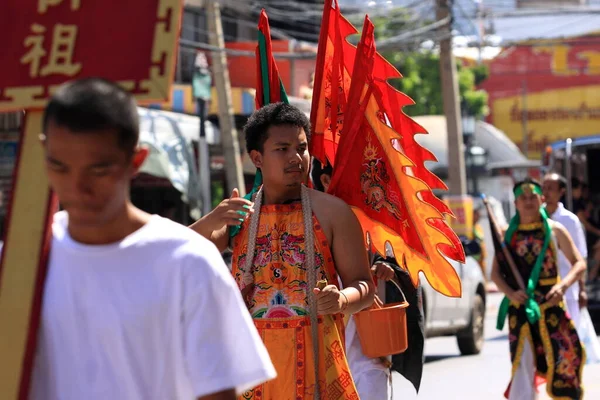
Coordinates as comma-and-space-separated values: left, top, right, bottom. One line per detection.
30, 211, 276, 400
551, 203, 588, 301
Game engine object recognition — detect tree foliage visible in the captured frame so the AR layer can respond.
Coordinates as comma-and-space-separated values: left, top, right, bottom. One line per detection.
384, 52, 489, 118
348, 7, 490, 117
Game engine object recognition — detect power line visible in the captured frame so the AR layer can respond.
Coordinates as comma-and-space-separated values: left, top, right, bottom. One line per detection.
179, 38, 318, 59
377, 16, 452, 50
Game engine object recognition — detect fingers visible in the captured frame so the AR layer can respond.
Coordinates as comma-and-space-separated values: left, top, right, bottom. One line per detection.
217, 197, 255, 227
225, 198, 254, 210
315, 286, 341, 315
372, 263, 396, 281
547, 296, 561, 307
230, 188, 240, 199
544, 290, 563, 306
511, 290, 528, 304
517, 294, 528, 303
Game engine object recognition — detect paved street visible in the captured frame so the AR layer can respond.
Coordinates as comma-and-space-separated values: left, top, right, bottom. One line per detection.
392, 293, 600, 399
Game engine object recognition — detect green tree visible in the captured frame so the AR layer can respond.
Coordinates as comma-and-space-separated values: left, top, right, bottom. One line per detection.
385, 52, 489, 118
348, 7, 489, 117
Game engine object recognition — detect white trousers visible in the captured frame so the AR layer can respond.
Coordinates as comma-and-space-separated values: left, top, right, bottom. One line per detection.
509, 340, 540, 400
346, 317, 390, 400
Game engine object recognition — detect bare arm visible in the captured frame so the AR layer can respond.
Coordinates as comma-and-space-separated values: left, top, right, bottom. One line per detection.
327, 202, 375, 315
197, 389, 236, 400
189, 220, 230, 253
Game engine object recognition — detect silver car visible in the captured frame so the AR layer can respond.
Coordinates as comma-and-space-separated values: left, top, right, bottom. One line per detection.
421, 250, 487, 355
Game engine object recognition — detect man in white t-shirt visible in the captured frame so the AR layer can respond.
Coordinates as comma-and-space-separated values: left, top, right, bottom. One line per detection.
29, 78, 276, 400
542, 173, 588, 325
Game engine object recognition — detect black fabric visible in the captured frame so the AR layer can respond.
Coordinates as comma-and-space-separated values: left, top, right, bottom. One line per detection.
486, 205, 528, 291
374, 254, 425, 393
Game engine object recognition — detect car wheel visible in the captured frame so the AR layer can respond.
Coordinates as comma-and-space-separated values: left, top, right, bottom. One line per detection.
457, 294, 485, 355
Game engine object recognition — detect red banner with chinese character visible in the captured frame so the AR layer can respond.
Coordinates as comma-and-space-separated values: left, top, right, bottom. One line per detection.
0, 0, 182, 111
0, 1, 182, 398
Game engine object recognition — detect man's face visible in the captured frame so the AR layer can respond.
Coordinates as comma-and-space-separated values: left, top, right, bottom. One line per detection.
43, 120, 144, 227
251, 125, 310, 189
514, 190, 543, 218
542, 179, 563, 206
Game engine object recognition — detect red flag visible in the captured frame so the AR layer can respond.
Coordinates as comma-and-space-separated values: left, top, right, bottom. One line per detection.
309, 0, 356, 166
255, 9, 288, 109
327, 16, 464, 297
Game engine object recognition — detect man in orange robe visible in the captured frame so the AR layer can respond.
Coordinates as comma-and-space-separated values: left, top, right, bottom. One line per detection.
191, 103, 375, 399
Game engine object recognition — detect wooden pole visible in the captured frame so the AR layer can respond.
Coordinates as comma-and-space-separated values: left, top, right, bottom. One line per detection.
206, 0, 246, 196
0, 111, 57, 399
436, 0, 467, 195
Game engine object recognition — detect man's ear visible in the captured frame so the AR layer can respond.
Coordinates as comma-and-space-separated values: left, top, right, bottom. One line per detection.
250, 149, 263, 169
132, 146, 150, 172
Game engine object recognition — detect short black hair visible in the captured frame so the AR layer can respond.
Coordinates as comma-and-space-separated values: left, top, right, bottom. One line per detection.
543, 173, 567, 190
243, 102, 311, 154
43, 77, 139, 154
513, 177, 541, 193
311, 158, 333, 192
571, 177, 583, 189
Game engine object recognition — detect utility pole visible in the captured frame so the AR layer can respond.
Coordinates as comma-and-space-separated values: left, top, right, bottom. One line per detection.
206, 0, 246, 196
476, 0, 484, 64
436, 0, 467, 195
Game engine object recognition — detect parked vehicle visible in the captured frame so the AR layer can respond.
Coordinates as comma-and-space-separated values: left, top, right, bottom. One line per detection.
421, 242, 487, 356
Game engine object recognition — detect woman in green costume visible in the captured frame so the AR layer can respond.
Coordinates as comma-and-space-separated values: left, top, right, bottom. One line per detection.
492, 178, 587, 400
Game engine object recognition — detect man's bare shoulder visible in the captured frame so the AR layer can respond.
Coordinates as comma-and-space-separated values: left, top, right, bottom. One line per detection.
308, 188, 352, 213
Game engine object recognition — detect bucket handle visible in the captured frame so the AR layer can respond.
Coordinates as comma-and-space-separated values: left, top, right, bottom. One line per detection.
371, 277, 408, 309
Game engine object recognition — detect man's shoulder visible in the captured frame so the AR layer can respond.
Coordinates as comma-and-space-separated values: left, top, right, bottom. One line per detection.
146, 216, 219, 252
308, 188, 351, 211
146, 218, 228, 276
552, 206, 581, 229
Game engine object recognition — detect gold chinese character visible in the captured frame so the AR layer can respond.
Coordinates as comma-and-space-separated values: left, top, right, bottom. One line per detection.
40, 24, 82, 77
20, 24, 47, 78
20, 24, 82, 79
38, 0, 81, 14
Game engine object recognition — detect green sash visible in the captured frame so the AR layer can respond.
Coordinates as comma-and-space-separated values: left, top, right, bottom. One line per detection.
496, 207, 552, 330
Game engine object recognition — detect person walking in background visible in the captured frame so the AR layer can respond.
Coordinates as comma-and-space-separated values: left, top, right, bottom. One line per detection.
492, 178, 586, 399
542, 173, 588, 326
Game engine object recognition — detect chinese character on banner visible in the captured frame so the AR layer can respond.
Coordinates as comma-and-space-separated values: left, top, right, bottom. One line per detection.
20, 23, 82, 78
38, 0, 81, 14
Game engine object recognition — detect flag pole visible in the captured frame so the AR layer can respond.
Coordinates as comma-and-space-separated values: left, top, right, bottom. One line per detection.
482, 196, 526, 291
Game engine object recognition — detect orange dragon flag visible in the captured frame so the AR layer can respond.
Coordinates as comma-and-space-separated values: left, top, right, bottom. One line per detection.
313, 3, 464, 297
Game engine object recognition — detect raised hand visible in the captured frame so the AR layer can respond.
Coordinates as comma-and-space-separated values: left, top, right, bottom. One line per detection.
206, 188, 255, 230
